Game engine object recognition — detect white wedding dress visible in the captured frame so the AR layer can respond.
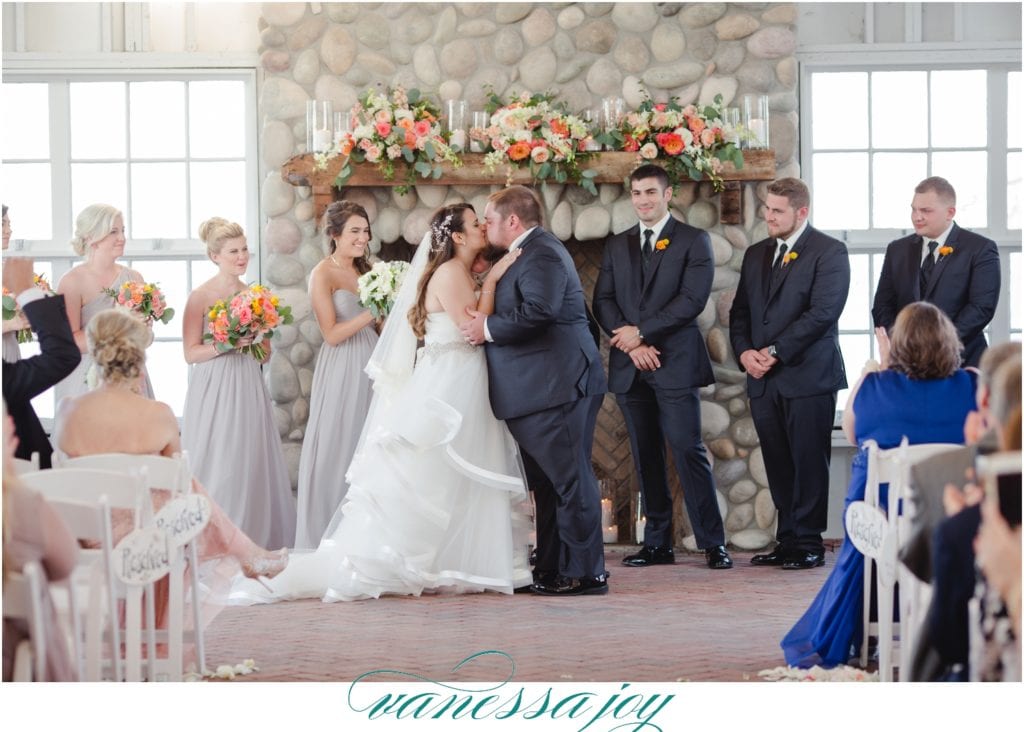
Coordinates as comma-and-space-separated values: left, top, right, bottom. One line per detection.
231, 307, 533, 603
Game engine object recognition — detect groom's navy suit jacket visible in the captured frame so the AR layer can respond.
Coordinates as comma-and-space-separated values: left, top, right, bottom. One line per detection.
485, 226, 606, 420
730, 224, 849, 398
593, 215, 714, 393
871, 224, 1000, 367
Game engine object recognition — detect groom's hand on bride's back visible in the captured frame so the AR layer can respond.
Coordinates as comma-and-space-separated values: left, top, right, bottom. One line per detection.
461, 307, 486, 345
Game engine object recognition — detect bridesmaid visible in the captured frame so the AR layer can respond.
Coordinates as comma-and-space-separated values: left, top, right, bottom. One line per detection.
2, 204, 26, 363
181, 217, 296, 550
294, 201, 378, 549
55, 203, 154, 401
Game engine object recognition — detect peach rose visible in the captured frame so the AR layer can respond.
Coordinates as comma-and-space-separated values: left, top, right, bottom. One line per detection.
639, 142, 659, 159
530, 145, 550, 163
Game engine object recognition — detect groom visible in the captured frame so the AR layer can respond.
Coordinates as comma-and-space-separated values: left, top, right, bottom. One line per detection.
461, 185, 609, 596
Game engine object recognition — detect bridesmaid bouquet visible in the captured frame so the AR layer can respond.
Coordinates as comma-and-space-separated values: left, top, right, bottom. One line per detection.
204, 283, 294, 361
104, 281, 175, 325
2, 274, 53, 343
357, 260, 411, 318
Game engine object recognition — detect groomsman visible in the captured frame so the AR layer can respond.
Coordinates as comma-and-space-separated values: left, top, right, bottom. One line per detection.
872, 176, 1000, 368
593, 164, 732, 570
730, 178, 850, 569
2, 256, 80, 468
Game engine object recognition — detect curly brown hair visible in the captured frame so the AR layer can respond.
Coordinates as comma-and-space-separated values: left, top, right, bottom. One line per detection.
407, 203, 474, 339
323, 200, 372, 275
888, 301, 962, 379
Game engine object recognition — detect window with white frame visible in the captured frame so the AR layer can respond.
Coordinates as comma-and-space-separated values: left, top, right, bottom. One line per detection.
801, 63, 1022, 410
1, 70, 257, 421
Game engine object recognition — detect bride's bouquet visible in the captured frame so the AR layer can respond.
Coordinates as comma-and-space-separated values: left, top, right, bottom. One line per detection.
204, 283, 293, 361
104, 280, 175, 325
3, 273, 53, 343
357, 260, 411, 319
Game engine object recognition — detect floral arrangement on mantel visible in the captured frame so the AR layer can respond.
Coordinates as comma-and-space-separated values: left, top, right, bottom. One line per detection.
606, 91, 745, 192
472, 90, 599, 194
315, 85, 747, 194
316, 86, 461, 195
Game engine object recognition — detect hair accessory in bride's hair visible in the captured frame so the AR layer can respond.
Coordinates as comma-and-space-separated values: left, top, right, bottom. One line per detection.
430, 212, 456, 251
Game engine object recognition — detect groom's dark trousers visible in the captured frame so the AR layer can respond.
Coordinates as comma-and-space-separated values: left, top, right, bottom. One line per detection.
485, 226, 607, 580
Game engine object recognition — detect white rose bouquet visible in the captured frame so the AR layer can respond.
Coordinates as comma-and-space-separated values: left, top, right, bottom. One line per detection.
357, 260, 411, 319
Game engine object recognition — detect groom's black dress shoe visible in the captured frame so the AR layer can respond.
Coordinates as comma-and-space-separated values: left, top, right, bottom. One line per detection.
530, 573, 609, 596
622, 546, 675, 567
781, 551, 826, 570
704, 545, 733, 569
750, 547, 793, 566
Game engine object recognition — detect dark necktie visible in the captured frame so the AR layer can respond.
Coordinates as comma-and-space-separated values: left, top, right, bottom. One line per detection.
641, 229, 653, 273
773, 242, 788, 272
920, 240, 938, 292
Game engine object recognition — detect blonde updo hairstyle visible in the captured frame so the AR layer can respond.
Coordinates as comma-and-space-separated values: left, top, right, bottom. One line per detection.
86, 309, 149, 387
198, 217, 245, 261
71, 204, 123, 257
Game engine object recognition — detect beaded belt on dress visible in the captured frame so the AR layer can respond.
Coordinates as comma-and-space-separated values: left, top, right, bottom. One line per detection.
417, 340, 476, 362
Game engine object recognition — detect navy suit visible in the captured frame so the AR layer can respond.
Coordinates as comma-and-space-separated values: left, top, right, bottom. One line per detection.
484, 226, 607, 579
729, 225, 849, 553
872, 224, 1000, 367
2, 294, 80, 469
593, 216, 724, 549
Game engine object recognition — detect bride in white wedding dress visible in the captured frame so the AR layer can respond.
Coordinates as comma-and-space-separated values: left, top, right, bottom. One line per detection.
231, 204, 532, 603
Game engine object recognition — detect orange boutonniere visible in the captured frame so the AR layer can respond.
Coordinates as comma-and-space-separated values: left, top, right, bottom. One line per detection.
655, 238, 669, 251
783, 251, 799, 265
938, 245, 953, 258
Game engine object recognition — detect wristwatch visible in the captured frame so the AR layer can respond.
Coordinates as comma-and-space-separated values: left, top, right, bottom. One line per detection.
767, 344, 778, 358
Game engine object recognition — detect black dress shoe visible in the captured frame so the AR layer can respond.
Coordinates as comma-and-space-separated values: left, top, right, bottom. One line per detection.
622, 546, 675, 567
704, 545, 733, 569
781, 551, 826, 570
530, 573, 609, 596
532, 569, 558, 586
750, 547, 792, 566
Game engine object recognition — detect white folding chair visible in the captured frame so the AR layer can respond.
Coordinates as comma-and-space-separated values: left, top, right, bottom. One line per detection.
19, 466, 158, 682
847, 438, 961, 681
2, 561, 48, 681
56, 452, 209, 679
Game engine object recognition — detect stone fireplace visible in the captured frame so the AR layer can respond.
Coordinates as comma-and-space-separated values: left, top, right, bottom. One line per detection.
257, 2, 800, 551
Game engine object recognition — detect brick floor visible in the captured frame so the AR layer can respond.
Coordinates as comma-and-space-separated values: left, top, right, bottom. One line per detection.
204, 545, 840, 682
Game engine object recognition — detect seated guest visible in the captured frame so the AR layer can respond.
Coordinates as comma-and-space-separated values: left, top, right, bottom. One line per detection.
918, 355, 1021, 681
2, 406, 79, 681
1, 256, 81, 468
971, 404, 1021, 681
781, 302, 977, 668
54, 309, 287, 628
900, 341, 1021, 586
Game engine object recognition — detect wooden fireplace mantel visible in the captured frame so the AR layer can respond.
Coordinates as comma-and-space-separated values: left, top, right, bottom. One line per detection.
280, 149, 776, 226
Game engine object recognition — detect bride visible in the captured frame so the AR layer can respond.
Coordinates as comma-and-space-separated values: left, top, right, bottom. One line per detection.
232, 203, 532, 602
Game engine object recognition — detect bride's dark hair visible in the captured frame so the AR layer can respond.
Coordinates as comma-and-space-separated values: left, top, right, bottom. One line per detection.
408, 203, 474, 339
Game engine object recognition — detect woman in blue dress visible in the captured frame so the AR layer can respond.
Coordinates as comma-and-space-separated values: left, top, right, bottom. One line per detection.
781, 301, 977, 668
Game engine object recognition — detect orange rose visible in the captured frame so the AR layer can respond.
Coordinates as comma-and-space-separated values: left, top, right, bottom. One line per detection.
397, 118, 415, 131
655, 132, 684, 156
687, 116, 706, 137
508, 141, 532, 161
549, 118, 570, 138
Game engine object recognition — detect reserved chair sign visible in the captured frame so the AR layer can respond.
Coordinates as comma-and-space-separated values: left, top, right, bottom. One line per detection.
113, 526, 172, 586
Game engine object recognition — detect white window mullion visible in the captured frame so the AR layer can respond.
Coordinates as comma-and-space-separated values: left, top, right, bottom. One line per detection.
49, 80, 72, 247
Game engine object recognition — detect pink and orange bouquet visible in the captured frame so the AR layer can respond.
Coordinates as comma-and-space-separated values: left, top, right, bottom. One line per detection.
472, 90, 598, 193
203, 283, 293, 362
321, 86, 460, 195
612, 89, 743, 191
3, 274, 54, 343
104, 281, 175, 325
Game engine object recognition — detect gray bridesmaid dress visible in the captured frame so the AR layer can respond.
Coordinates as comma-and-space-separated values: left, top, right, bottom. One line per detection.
294, 290, 378, 549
